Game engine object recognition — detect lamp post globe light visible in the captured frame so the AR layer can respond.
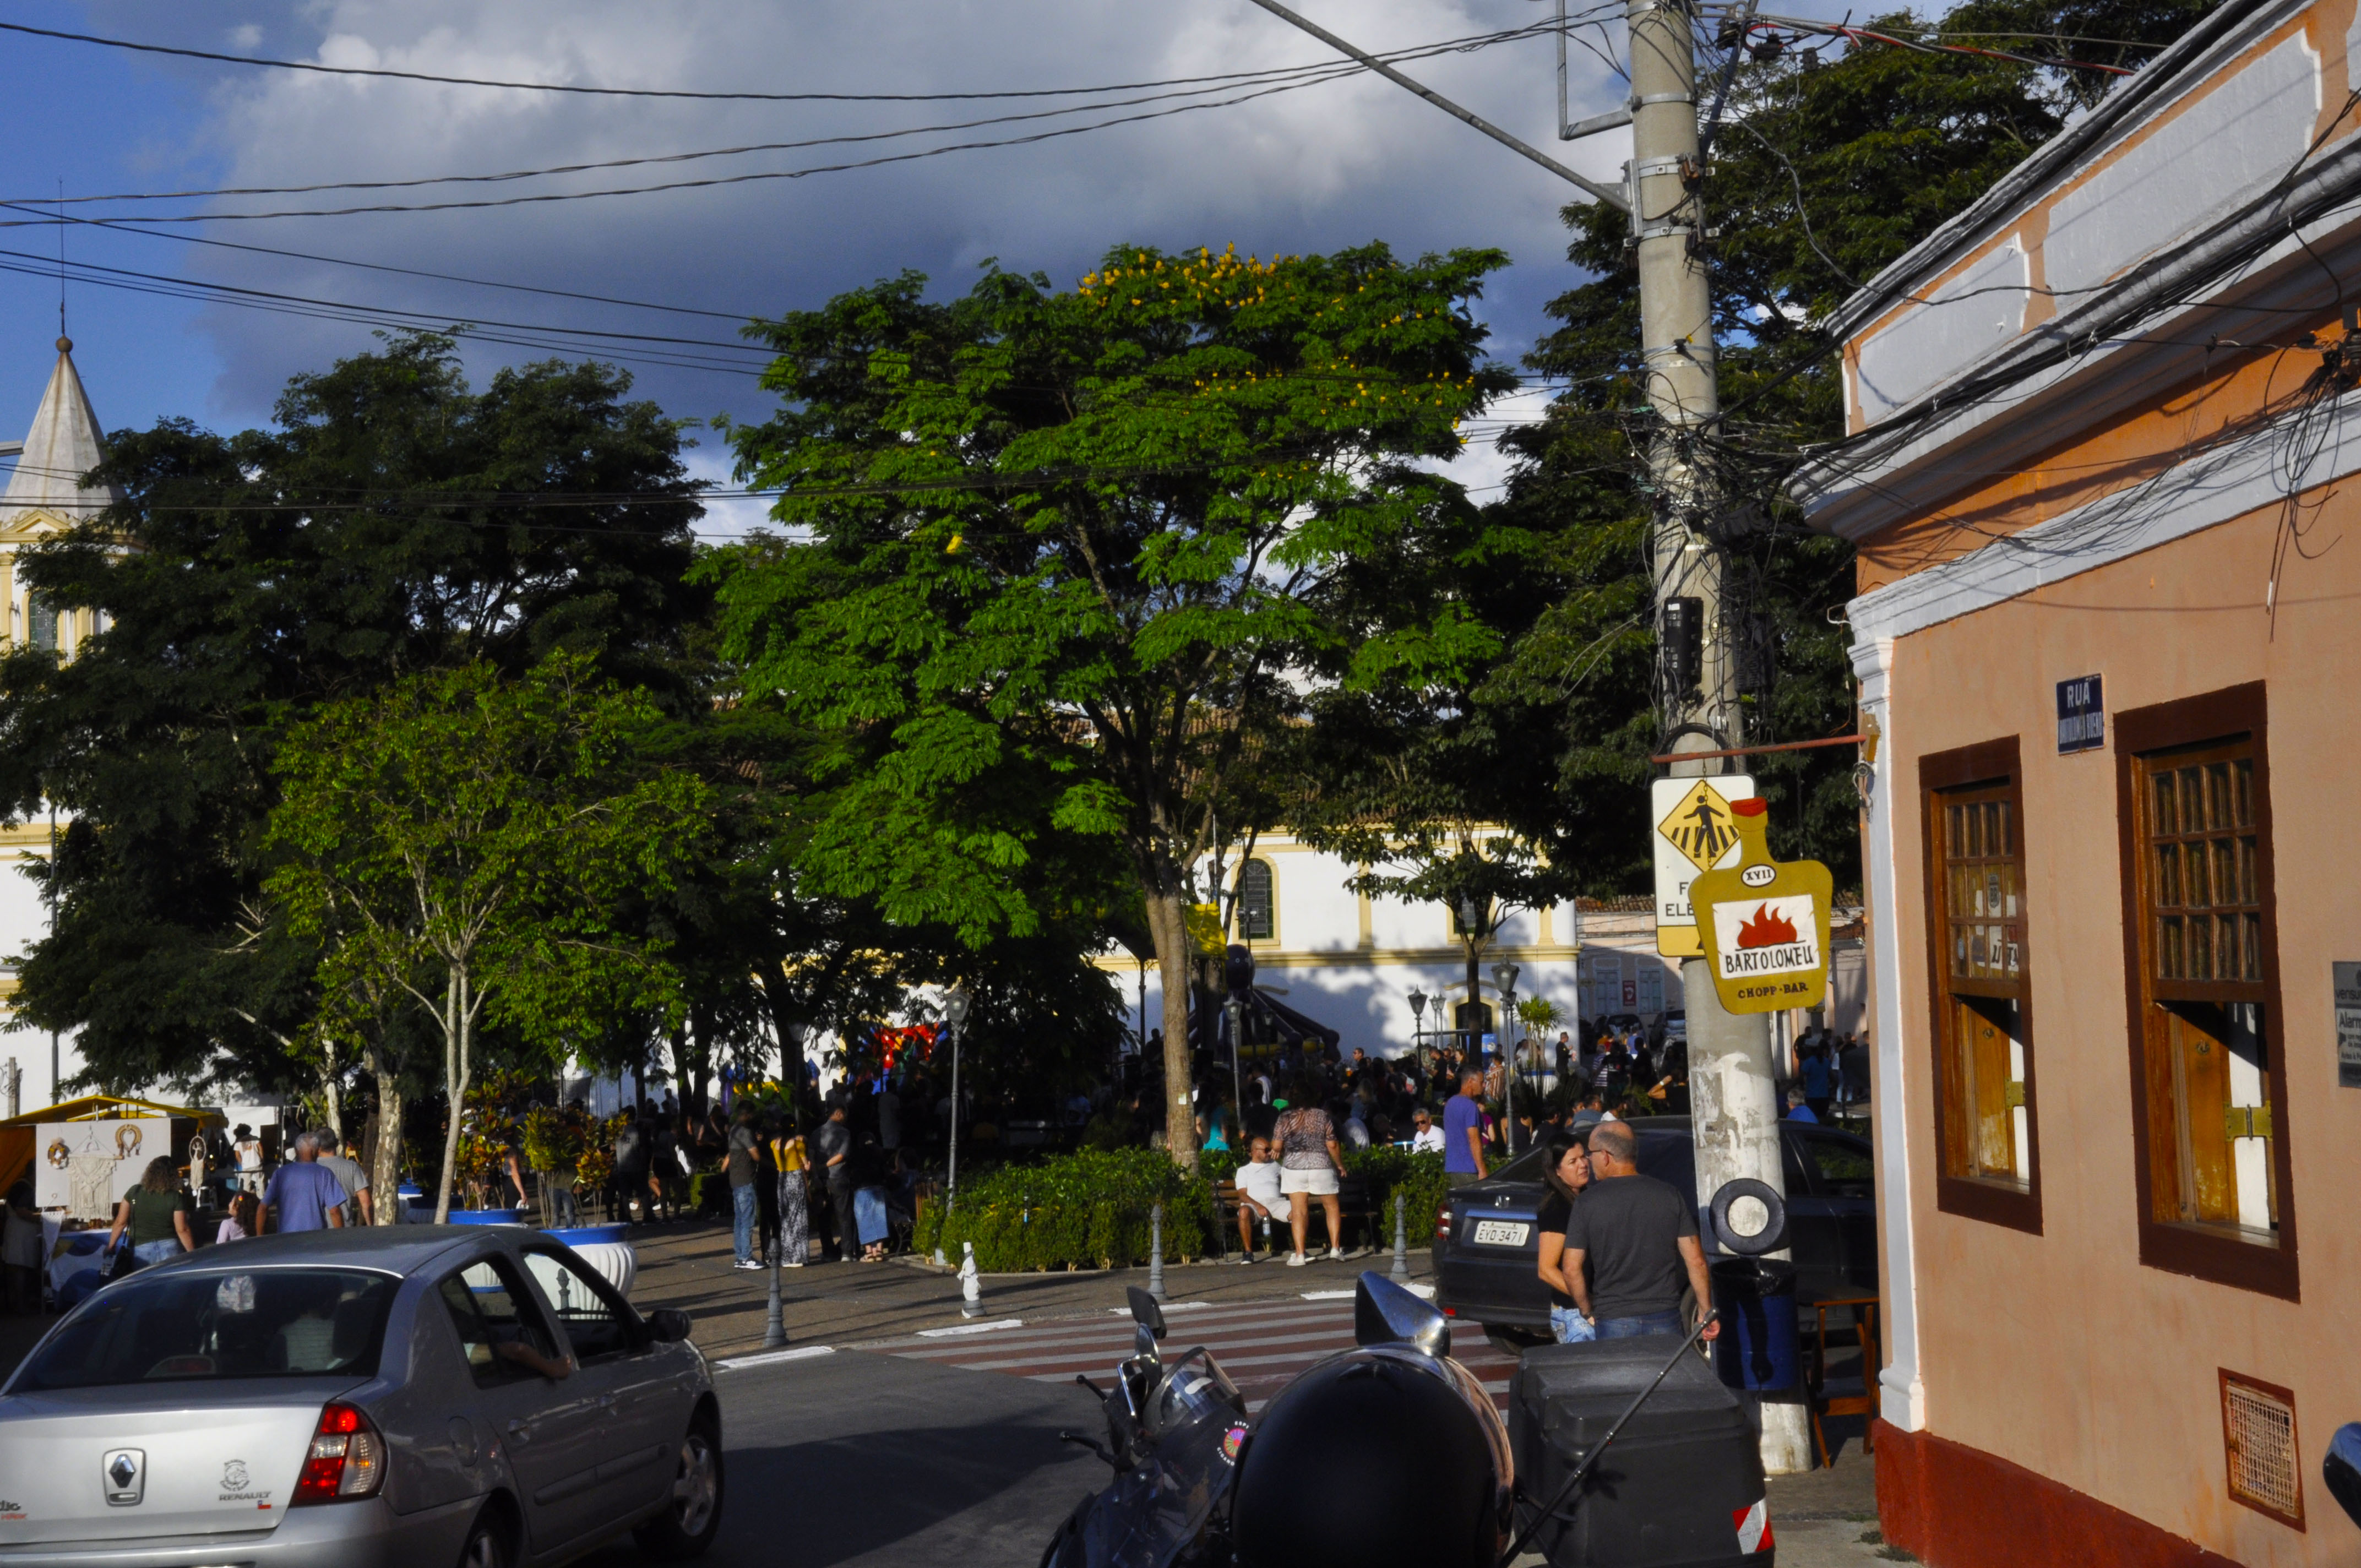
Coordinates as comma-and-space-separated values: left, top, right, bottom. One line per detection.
1407, 989, 1428, 1076
1491, 962, 1520, 1152
944, 987, 972, 1213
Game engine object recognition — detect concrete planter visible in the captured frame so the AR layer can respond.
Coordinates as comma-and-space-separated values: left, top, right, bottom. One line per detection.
542, 1223, 637, 1297
410, 1205, 528, 1226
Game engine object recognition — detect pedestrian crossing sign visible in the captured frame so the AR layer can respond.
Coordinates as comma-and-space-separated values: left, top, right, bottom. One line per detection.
1651, 775, 1752, 957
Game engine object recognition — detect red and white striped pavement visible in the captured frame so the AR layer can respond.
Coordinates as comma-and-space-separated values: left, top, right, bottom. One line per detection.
868, 1294, 1521, 1413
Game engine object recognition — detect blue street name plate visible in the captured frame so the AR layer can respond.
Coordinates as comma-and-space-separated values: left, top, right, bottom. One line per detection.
2057, 674, 2104, 754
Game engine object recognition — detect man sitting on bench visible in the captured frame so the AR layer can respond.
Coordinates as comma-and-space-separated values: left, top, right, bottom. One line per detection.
1234, 1135, 1285, 1261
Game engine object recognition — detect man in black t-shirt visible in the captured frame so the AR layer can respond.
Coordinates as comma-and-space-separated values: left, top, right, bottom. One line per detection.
1561, 1121, 1720, 1341
810, 1100, 856, 1262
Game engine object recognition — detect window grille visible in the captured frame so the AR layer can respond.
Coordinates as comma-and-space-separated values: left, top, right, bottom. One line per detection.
2221, 1371, 2303, 1527
1237, 860, 1274, 941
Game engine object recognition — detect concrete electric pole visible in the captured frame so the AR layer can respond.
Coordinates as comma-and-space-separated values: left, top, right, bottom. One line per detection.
1243, 0, 1806, 1473
1628, 0, 1810, 1474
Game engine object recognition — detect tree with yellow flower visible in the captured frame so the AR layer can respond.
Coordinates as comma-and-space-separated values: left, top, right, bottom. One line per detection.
708, 241, 1514, 1168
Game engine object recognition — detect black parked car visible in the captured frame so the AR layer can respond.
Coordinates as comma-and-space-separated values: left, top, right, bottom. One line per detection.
1432, 1115, 1875, 1347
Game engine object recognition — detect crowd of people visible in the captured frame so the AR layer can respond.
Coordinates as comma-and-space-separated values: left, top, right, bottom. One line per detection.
602, 1086, 921, 1269
0, 1123, 379, 1312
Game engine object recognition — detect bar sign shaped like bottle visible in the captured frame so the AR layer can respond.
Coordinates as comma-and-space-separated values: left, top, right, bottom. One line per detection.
1689, 797, 1834, 1014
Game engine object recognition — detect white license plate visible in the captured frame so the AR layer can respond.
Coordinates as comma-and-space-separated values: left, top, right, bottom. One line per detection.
1470, 1219, 1530, 1247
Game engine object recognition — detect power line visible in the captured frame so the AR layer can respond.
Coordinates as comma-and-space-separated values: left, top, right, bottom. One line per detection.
0, 200, 768, 323
0, 14, 1570, 104
0, 36, 1577, 226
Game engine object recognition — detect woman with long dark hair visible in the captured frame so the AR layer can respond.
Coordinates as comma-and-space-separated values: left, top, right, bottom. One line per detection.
1534, 1129, 1597, 1343
771, 1115, 811, 1267
106, 1156, 195, 1268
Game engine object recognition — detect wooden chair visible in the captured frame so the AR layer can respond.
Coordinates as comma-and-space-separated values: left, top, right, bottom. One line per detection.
1807, 1295, 1881, 1468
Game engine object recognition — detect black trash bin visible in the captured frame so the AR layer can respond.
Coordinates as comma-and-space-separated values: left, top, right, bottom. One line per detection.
1509, 1338, 1772, 1567
1710, 1257, 1799, 1392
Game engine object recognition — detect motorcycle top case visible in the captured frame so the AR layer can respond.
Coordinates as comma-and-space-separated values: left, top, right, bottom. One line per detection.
1509, 1338, 1770, 1567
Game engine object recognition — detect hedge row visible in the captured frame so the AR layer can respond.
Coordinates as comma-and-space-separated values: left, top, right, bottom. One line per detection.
913, 1148, 1220, 1271
915, 1145, 1455, 1272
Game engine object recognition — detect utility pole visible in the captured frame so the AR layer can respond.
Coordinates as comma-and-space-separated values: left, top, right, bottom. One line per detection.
1244, 0, 1805, 1472
1628, 0, 1810, 1474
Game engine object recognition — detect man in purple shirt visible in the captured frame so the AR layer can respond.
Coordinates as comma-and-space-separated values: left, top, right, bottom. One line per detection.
1443, 1068, 1487, 1187
263, 1131, 349, 1233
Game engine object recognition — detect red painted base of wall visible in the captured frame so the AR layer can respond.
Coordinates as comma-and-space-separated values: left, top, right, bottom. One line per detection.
1874, 1420, 2244, 1568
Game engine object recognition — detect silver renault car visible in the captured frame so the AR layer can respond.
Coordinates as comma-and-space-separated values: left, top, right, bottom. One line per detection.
0, 1227, 721, 1567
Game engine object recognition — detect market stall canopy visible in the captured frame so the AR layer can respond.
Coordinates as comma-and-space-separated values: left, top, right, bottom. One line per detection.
1189, 987, 1343, 1055
0, 1095, 226, 1203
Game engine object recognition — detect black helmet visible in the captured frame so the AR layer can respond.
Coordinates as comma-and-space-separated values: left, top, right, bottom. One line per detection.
1232, 1343, 1511, 1568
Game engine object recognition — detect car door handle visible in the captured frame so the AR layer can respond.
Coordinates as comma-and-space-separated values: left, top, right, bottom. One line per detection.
506, 1418, 532, 1443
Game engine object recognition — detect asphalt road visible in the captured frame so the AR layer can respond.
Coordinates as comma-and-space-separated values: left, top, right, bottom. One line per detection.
572, 1346, 1108, 1568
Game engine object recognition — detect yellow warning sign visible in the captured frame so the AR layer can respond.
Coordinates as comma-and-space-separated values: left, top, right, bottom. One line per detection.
1658, 780, 1743, 873
1651, 774, 1751, 958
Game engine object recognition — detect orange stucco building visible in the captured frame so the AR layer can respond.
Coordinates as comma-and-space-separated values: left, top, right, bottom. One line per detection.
1791, 0, 2361, 1560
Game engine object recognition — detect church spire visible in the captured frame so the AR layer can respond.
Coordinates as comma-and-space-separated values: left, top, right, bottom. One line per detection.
1, 336, 123, 527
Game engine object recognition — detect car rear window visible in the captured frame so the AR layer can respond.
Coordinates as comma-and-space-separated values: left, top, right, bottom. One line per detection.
10, 1268, 400, 1391
1635, 1133, 1696, 1201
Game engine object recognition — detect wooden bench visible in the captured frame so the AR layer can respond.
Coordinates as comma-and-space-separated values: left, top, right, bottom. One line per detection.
1214, 1174, 1381, 1255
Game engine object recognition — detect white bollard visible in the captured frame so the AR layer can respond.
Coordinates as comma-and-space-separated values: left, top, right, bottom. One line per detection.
959, 1240, 984, 1317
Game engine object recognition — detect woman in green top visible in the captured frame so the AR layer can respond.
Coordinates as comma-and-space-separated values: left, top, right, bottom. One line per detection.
106, 1156, 196, 1267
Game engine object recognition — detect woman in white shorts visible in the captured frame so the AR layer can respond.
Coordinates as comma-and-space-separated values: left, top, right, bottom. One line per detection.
1272, 1075, 1347, 1265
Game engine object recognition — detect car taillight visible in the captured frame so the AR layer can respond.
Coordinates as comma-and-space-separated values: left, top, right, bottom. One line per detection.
292, 1402, 385, 1504
1435, 1206, 1451, 1239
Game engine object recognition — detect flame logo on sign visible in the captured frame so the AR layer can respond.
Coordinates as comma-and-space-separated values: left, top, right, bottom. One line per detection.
1735, 904, 1799, 948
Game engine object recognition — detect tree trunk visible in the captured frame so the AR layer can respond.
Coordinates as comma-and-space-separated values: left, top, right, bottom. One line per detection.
1145, 887, 1198, 1170
1464, 939, 1481, 1047
317, 1037, 342, 1144
432, 967, 474, 1224
367, 1051, 404, 1226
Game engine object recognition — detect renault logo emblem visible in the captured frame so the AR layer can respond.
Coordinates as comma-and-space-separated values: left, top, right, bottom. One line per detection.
102, 1448, 144, 1506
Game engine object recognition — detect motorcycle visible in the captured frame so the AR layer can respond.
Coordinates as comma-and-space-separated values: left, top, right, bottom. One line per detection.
1042, 1273, 1715, 1568
1040, 1284, 1252, 1568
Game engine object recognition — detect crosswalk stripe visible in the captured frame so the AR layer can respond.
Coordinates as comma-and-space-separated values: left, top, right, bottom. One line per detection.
884, 1292, 1521, 1411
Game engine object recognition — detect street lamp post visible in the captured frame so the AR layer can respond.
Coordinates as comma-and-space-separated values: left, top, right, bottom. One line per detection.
1223, 944, 1255, 1147
1407, 989, 1428, 1080
1492, 962, 1520, 1153
943, 988, 972, 1215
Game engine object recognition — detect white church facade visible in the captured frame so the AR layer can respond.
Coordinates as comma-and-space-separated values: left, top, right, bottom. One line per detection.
0, 338, 118, 1119
1108, 832, 1694, 1063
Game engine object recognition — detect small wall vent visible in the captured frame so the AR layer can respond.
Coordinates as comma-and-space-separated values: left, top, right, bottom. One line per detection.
2220, 1369, 2304, 1529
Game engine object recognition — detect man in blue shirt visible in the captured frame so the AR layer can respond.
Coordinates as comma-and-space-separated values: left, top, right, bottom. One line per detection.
1783, 1087, 1819, 1124
1443, 1068, 1487, 1187
1799, 1044, 1835, 1120
264, 1131, 349, 1233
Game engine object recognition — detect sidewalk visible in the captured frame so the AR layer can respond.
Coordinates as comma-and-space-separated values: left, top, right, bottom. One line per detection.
621, 1217, 1437, 1359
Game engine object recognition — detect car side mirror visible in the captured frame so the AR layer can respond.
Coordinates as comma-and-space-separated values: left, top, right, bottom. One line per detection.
2326, 1423, 2361, 1528
646, 1308, 693, 1344
1353, 1271, 1450, 1359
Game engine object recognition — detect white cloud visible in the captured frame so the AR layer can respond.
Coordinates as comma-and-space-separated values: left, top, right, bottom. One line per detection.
106, 0, 1640, 423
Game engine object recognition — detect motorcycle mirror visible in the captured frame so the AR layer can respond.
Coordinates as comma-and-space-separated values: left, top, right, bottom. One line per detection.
1352, 1271, 1451, 1360
2326, 1423, 2361, 1528
1127, 1285, 1166, 1359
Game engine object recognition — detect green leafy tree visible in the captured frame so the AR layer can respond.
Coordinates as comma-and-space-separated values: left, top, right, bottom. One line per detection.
0, 333, 704, 1117
1496, 0, 2214, 884
264, 656, 714, 1220
710, 243, 1515, 1166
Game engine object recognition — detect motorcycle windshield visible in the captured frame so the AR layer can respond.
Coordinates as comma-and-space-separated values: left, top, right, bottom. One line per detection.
1075, 1370, 1245, 1568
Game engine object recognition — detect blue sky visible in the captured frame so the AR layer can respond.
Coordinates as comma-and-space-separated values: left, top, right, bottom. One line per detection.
0, 0, 1698, 530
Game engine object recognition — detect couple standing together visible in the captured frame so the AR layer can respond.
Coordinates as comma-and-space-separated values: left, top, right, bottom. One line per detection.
1533, 1120, 1720, 1346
